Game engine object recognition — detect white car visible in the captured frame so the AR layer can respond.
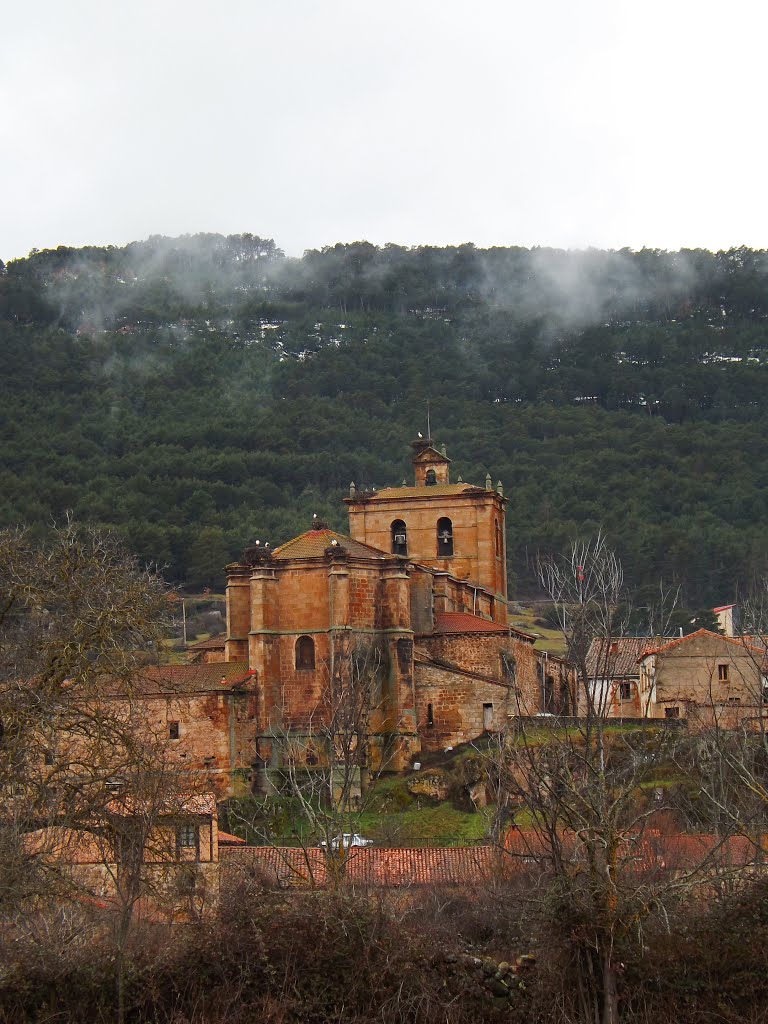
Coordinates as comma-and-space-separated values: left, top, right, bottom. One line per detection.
319, 833, 373, 850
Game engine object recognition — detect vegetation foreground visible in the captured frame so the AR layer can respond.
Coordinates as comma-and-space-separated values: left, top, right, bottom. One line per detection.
2, 870, 768, 1024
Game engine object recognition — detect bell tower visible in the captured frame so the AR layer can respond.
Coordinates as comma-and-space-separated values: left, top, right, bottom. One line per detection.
411, 437, 450, 486
345, 437, 508, 623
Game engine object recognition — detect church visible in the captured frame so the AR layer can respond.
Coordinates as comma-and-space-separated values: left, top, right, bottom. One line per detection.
156, 437, 571, 796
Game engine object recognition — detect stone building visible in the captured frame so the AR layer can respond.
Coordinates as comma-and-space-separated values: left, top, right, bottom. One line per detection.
208, 436, 564, 794
637, 628, 768, 726
585, 629, 768, 726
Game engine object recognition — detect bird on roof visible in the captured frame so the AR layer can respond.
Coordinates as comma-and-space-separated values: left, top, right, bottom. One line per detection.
417, 431, 423, 438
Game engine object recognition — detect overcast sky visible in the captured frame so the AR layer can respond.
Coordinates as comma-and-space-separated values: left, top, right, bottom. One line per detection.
2, 0, 766, 263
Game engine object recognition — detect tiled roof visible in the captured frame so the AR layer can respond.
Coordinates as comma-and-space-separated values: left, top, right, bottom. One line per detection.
369, 484, 485, 499
219, 832, 762, 887
640, 628, 768, 659
272, 529, 389, 561
585, 637, 656, 677
433, 611, 510, 635
220, 845, 509, 886
218, 830, 247, 846
138, 662, 252, 693
188, 633, 226, 651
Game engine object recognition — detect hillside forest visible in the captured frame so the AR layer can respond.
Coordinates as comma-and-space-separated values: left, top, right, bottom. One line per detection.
3, 235, 768, 615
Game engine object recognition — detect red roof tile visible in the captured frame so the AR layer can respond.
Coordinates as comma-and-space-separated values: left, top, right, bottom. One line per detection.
272, 529, 389, 561
218, 830, 247, 846
220, 845, 509, 886
433, 611, 509, 635
187, 633, 226, 651
586, 637, 655, 677
640, 628, 768, 660
138, 662, 252, 692
220, 832, 764, 887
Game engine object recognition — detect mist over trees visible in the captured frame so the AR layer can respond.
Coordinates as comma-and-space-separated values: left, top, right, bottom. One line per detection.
2, 235, 768, 607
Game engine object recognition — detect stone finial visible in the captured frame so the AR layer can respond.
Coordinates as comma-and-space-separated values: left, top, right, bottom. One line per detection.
349, 481, 356, 497
441, 443, 447, 456
485, 472, 492, 490
496, 479, 504, 496
457, 475, 463, 483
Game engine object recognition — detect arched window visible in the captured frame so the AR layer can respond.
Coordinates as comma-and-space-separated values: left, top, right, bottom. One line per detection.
295, 635, 315, 670
425, 468, 437, 486
391, 519, 408, 556
437, 517, 454, 556
495, 520, 502, 558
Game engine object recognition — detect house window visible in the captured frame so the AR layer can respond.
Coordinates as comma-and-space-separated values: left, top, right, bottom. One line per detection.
425, 469, 437, 486
718, 664, 729, 682
391, 519, 408, 556
168, 721, 180, 740
727, 697, 742, 706
618, 682, 632, 701
427, 702, 434, 727
665, 706, 680, 719
176, 823, 199, 858
483, 702, 493, 731
296, 635, 315, 670
437, 518, 454, 556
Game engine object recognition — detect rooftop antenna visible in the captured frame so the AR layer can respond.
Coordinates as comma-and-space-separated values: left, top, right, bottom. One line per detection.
427, 400, 431, 440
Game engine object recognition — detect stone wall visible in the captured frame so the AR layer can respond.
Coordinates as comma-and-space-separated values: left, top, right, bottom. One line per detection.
124, 685, 257, 799
414, 633, 541, 752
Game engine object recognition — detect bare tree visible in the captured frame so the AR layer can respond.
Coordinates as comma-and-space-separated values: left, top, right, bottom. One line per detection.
0, 519, 202, 1024
487, 535, 744, 1024
228, 635, 390, 883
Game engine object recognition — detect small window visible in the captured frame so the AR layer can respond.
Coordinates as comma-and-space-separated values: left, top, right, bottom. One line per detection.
44, 749, 55, 766
618, 682, 632, 701
176, 823, 199, 857
296, 635, 315, 670
177, 824, 198, 847
483, 702, 493, 731
727, 696, 742, 706
437, 517, 454, 556
425, 469, 437, 486
427, 702, 434, 727
665, 706, 680, 719
169, 721, 180, 740
494, 520, 502, 557
391, 519, 408, 556
718, 664, 729, 682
